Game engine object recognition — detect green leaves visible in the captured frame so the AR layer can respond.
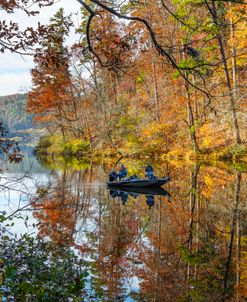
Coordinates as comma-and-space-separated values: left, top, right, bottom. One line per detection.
0, 231, 88, 301
136, 71, 146, 84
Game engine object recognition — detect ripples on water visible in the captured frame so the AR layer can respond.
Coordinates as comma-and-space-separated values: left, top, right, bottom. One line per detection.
1, 152, 247, 301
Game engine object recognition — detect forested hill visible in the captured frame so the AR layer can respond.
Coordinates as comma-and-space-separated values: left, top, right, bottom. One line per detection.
0, 93, 44, 146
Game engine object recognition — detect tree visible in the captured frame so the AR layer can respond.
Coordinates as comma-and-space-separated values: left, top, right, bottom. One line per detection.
75, 0, 246, 150
27, 8, 73, 139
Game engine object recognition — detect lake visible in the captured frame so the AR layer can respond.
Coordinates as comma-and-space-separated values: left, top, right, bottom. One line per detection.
0, 152, 247, 301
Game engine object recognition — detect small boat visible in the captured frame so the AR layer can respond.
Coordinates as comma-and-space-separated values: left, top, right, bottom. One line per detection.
108, 186, 171, 197
107, 176, 170, 188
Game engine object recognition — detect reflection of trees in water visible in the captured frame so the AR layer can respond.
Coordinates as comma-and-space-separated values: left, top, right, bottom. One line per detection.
29, 161, 247, 301
84, 194, 140, 300
130, 166, 247, 302
31, 166, 94, 246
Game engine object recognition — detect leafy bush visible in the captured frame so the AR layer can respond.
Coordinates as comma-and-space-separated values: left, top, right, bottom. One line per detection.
0, 229, 88, 301
62, 139, 90, 157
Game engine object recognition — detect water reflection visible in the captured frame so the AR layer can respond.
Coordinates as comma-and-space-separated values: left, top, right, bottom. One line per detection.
0, 150, 52, 235
109, 187, 171, 208
1, 157, 247, 301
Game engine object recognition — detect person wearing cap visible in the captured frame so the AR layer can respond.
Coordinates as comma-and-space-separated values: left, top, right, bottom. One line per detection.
145, 162, 154, 180
117, 164, 127, 180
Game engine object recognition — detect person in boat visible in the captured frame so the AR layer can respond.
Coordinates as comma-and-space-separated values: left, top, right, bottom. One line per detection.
117, 164, 128, 180
109, 170, 118, 182
145, 163, 154, 180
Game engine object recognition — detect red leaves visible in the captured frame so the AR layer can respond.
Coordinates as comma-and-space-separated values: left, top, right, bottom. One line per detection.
0, 0, 54, 13
27, 9, 73, 127
0, 0, 54, 54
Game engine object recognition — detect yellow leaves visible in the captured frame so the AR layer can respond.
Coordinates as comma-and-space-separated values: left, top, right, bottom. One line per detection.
202, 137, 212, 149
226, 4, 247, 67
162, 149, 184, 160
204, 175, 213, 187
202, 175, 213, 198
239, 236, 247, 298
138, 122, 172, 152
141, 122, 169, 139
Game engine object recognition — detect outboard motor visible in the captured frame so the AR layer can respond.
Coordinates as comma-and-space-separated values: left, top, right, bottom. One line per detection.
109, 170, 118, 182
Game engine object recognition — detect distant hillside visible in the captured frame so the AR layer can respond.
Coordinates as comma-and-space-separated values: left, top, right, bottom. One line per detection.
0, 93, 45, 146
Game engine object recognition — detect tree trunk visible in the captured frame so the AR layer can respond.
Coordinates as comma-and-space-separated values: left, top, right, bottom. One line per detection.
152, 58, 160, 122
221, 172, 241, 301
211, 1, 241, 144
185, 77, 200, 152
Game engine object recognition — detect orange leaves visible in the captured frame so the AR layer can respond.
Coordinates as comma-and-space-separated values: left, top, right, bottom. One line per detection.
32, 192, 77, 245
88, 12, 134, 70
142, 122, 169, 139
28, 58, 71, 114
26, 9, 73, 129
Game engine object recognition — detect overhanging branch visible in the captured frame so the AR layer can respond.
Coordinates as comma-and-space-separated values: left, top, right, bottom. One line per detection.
76, 0, 212, 98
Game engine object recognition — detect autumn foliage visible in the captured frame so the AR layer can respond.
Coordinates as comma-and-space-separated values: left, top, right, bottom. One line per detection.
23, 1, 247, 157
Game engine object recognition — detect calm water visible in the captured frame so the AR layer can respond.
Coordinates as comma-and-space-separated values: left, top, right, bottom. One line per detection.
1, 153, 247, 301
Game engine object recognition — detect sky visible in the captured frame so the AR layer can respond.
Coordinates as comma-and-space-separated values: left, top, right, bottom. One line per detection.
0, 0, 82, 96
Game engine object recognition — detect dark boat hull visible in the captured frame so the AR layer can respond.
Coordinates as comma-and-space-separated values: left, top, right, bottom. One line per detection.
107, 176, 170, 188
109, 186, 170, 197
